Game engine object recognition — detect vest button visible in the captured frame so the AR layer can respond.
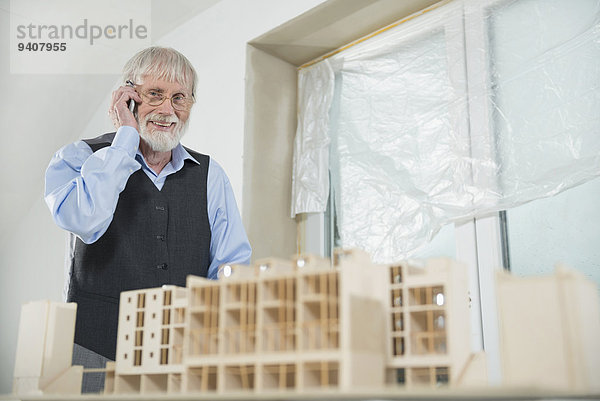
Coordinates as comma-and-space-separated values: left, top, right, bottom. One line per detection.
157, 263, 168, 270
156, 235, 165, 241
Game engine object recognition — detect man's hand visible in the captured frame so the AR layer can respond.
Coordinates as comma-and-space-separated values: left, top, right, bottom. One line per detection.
109, 84, 142, 131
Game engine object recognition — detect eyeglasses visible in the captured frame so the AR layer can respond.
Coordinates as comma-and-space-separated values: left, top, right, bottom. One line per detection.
139, 89, 195, 111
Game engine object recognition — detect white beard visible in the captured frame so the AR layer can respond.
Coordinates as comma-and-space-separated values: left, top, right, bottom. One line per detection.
138, 113, 188, 152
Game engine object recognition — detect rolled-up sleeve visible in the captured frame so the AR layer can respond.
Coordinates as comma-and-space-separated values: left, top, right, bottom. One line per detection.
44, 127, 141, 243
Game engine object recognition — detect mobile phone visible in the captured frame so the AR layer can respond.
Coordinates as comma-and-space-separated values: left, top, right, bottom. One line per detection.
125, 80, 136, 113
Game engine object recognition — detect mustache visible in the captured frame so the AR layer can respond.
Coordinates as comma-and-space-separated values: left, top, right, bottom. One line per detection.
144, 113, 180, 124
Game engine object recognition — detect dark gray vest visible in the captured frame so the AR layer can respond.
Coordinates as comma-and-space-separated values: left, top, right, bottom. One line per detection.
67, 132, 211, 360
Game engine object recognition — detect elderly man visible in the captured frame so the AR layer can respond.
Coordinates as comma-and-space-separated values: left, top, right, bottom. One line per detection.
44, 47, 251, 391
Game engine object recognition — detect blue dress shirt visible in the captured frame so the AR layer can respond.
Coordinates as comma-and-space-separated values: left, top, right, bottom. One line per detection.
44, 126, 251, 283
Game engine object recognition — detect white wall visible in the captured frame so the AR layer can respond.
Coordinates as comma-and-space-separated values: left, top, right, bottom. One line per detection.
0, 0, 325, 393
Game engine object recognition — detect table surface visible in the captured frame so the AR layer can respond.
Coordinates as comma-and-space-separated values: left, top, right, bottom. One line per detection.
2, 386, 599, 401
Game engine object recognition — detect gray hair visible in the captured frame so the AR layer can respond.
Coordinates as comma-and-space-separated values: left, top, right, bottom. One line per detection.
123, 46, 197, 96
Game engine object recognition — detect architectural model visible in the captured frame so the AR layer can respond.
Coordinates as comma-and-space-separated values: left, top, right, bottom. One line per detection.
12, 249, 600, 396
103, 249, 478, 394
12, 301, 82, 395
496, 266, 600, 391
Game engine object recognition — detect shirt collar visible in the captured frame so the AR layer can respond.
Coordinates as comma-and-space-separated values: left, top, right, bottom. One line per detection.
171, 143, 201, 170
136, 143, 200, 175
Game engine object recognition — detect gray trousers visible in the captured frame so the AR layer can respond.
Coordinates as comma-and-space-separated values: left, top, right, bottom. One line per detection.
72, 343, 112, 394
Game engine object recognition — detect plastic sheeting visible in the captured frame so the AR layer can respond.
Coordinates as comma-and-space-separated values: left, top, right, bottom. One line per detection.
291, 0, 600, 262
291, 61, 334, 216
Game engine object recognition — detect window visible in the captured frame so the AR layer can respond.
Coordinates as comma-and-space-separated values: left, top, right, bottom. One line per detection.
481, 0, 600, 287
293, 0, 600, 382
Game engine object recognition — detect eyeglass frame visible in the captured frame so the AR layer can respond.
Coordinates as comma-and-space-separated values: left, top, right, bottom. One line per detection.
127, 81, 195, 111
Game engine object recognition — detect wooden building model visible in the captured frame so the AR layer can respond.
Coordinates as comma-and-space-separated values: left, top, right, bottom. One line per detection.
104, 250, 475, 395
13, 250, 600, 396
496, 266, 600, 392
107, 286, 188, 393
385, 258, 472, 387
12, 301, 82, 395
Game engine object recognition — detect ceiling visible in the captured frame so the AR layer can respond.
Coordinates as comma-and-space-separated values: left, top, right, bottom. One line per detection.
249, 0, 443, 66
